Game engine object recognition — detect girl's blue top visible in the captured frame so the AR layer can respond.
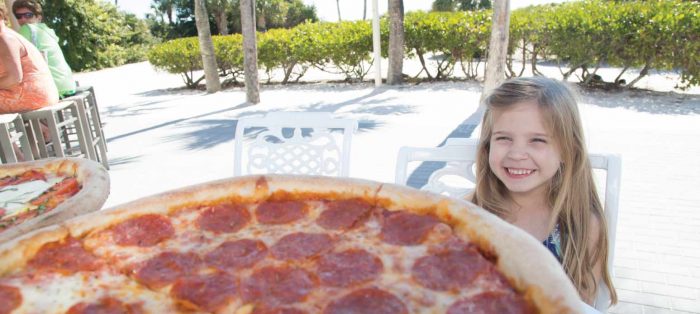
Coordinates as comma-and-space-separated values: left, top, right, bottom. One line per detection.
543, 223, 563, 262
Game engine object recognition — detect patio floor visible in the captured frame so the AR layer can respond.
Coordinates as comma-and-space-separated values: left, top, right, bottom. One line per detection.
75, 61, 700, 313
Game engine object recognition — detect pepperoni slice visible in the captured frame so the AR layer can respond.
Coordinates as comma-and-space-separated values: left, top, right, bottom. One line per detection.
256, 201, 307, 224
412, 246, 491, 291
171, 272, 237, 312
0, 285, 21, 314
205, 239, 267, 271
241, 266, 317, 307
317, 249, 382, 287
29, 177, 80, 209
323, 288, 407, 314
447, 291, 535, 314
67, 297, 144, 314
110, 214, 175, 247
197, 203, 251, 233
380, 211, 440, 245
253, 307, 306, 314
316, 199, 373, 230
271, 233, 334, 261
134, 252, 202, 289
28, 237, 101, 274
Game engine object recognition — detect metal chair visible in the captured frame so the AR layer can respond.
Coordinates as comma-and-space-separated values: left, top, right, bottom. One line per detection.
20, 100, 91, 160
395, 138, 622, 312
62, 89, 109, 169
0, 113, 34, 163
234, 112, 358, 177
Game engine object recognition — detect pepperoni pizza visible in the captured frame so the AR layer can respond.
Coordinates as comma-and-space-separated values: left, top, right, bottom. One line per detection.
0, 175, 582, 313
0, 158, 110, 243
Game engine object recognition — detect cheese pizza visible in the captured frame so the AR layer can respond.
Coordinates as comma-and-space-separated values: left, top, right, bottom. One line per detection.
0, 175, 582, 313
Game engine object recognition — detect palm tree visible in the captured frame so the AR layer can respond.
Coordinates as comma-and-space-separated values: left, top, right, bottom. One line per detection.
482, 0, 509, 99
336, 0, 342, 21
208, 0, 230, 35
151, 0, 175, 24
240, 0, 260, 104
363, 0, 367, 20
387, 0, 404, 85
194, 0, 221, 92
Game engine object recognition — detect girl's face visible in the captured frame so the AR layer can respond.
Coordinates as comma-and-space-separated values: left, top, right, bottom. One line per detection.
488, 101, 562, 199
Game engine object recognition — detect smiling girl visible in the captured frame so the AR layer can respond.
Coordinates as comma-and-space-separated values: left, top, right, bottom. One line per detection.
469, 77, 617, 307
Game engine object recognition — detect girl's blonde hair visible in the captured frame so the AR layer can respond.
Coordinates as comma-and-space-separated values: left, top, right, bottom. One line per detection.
471, 77, 617, 305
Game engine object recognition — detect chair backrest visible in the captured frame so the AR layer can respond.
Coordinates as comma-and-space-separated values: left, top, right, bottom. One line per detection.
234, 112, 358, 177
589, 154, 622, 313
395, 140, 621, 312
394, 137, 479, 198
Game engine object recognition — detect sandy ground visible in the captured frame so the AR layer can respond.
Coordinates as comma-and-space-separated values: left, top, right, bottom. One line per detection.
69, 58, 700, 313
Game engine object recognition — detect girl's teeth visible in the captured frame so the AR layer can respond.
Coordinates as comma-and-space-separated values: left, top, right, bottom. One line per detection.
508, 168, 533, 175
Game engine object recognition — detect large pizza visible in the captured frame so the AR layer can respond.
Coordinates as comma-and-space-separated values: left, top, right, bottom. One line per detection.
0, 175, 582, 313
0, 158, 110, 243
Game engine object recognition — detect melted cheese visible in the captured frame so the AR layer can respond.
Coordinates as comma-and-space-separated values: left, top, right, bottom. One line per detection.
0, 177, 62, 218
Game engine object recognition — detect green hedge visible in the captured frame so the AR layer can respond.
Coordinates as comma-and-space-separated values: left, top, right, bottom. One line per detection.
148, 0, 699, 89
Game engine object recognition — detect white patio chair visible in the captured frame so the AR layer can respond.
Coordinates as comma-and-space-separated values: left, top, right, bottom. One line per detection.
589, 153, 622, 313
234, 112, 358, 177
394, 137, 479, 198
395, 140, 621, 312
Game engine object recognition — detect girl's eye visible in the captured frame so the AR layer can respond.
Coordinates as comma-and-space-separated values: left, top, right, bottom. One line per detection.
494, 136, 511, 141
531, 138, 547, 143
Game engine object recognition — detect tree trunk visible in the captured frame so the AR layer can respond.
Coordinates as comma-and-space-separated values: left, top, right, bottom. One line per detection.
363, 0, 367, 20
213, 5, 229, 35
481, 0, 510, 102
336, 0, 342, 21
240, 0, 260, 104
387, 0, 404, 85
195, 0, 221, 93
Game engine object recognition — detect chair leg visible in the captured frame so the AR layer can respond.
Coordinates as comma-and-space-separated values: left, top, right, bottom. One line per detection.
29, 118, 49, 158
0, 123, 17, 163
44, 114, 65, 158
13, 116, 34, 162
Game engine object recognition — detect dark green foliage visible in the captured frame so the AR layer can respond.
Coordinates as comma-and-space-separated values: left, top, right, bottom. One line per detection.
40, 0, 154, 71
148, 0, 699, 89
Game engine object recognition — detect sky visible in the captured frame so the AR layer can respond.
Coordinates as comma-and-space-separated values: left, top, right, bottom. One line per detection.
117, 0, 577, 20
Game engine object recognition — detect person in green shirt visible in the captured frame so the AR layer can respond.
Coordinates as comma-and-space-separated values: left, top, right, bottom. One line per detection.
12, 0, 75, 98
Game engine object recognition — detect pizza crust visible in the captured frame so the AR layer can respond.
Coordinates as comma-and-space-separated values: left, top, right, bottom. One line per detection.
0, 158, 110, 244
0, 174, 581, 313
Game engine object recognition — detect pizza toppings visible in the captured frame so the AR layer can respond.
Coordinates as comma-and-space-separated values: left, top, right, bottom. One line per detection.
196, 203, 251, 233
446, 291, 535, 314
0, 176, 563, 313
134, 252, 203, 289
256, 200, 308, 224
242, 266, 317, 307
324, 288, 408, 314
412, 246, 492, 291
29, 177, 81, 210
253, 307, 306, 314
110, 214, 175, 247
171, 272, 238, 312
66, 297, 144, 314
271, 232, 334, 261
205, 239, 268, 271
0, 284, 21, 314
316, 199, 373, 230
0, 169, 46, 189
28, 237, 101, 274
317, 249, 383, 287
381, 211, 440, 245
